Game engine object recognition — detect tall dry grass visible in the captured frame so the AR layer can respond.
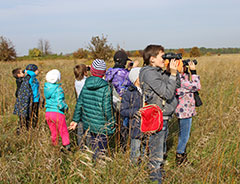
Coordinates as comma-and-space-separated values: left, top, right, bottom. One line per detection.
0, 55, 239, 183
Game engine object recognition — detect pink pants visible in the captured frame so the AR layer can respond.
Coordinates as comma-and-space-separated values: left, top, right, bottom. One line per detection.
45, 112, 70, 146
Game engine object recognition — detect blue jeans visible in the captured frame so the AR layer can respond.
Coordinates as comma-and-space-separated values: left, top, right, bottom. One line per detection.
148, 120, 168, 183
177, 118, 192, 154
130, 139, 145, 164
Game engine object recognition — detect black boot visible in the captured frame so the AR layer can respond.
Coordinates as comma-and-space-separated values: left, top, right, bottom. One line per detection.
176, 153, 187, 166
61, 144, 71, 153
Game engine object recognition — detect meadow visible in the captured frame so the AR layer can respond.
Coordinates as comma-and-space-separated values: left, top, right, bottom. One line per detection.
0, 55, 239, 183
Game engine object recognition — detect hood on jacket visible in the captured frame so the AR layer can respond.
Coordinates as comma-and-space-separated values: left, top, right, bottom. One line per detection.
85, 76, 108, 90
44, 82, 60, 99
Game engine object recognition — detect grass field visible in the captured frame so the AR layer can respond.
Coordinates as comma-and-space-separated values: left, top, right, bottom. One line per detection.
0, 55, 239, 183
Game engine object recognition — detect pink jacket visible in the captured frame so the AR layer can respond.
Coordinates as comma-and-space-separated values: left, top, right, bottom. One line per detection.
175, 73, 201, 119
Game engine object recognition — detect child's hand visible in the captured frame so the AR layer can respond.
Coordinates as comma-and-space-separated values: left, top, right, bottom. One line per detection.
132, 60, 139, 68
170, 59, 178, 76
68, 121, 77, 130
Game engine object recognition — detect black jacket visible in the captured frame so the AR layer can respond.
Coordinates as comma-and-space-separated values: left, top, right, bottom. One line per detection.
15, 77, 23, 98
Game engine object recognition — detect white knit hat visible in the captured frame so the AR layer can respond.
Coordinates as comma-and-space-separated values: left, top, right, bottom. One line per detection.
46, 69, 61, 83
129, 67, 141, 84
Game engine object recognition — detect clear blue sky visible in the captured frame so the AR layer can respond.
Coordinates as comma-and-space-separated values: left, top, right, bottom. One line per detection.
1, 0, 240, 56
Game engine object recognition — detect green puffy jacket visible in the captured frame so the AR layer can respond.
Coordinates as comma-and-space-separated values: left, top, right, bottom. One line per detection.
72, 76, 116, 135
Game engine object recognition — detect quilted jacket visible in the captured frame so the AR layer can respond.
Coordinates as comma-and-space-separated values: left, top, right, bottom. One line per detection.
72, 76, 116, 135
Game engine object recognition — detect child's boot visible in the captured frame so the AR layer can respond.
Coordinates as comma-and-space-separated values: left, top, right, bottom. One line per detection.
176, 153, 187, 166
61, 144, 71, 153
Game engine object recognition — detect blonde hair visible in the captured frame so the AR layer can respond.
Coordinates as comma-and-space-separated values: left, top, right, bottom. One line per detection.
74, 64, 87, 80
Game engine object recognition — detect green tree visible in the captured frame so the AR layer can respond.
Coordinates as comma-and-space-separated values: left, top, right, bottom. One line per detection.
29, 48, 43, 57
190, 47, 201, 57
87, 34, 114, 61
0, 36, 17, 61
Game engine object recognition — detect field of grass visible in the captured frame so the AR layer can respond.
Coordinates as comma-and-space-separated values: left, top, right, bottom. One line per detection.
0, 55, 239, 183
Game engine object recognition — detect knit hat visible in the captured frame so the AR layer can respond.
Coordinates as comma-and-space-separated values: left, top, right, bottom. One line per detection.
114, 50, 131, 66
90, 59, 106, 78
26, 64, 38, 72
46, 69, 61, 83
129, 67, 141, 84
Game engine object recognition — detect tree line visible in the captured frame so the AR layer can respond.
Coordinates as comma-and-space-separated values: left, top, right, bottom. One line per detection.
1, 35, 240, 62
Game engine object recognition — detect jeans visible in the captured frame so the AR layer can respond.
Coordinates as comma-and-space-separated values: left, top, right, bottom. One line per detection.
149, 120, 168, 183
130, 139, 145, 164
177, 118, 192, 154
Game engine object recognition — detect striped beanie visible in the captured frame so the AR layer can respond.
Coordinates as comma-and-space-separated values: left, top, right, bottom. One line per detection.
90, 59, 106, 78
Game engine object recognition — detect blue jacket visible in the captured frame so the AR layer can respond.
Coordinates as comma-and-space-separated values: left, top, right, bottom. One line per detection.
44, 82, 68, 114
120, 85, 143, 139
27, 70, 40, 103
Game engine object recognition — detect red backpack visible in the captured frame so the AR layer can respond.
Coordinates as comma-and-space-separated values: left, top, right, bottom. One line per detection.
139, 104, 163, 134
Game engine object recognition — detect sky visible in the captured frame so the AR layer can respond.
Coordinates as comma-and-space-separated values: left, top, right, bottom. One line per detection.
1, 0, 240, 56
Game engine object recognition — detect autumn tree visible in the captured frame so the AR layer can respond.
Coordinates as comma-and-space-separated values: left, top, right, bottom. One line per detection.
0, 36, 17, 61
190, 47, 201, 57
73, 48, 88, 59
87, 34, 114, 61
133, 50, 141, 57
177, 48, 187, 57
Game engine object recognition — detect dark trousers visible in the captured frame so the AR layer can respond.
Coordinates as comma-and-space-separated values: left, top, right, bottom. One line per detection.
90, 132, 108, 160
18, 115, 30, 131
30, 102, 39, 128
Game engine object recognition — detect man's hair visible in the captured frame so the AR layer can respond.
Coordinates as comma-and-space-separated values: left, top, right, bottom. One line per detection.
12, 68, 22, 78
74, 64, 87, 80
143, 45, 164, 66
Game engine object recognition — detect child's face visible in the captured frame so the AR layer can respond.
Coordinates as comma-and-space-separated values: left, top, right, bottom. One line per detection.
34, 69, 39, 75
151, 51, 165, 68
17, 70, 25, 78
134, 78, 140, 87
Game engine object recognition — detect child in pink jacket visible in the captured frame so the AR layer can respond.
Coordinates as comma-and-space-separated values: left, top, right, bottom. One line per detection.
175, 61, 201, 166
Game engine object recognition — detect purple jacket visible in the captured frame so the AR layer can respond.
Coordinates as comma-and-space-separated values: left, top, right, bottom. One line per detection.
105, 68, 132, 97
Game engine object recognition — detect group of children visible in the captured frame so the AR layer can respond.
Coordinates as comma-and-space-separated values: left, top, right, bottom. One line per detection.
12, 45, 201, 184
13, 64, 40, 133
